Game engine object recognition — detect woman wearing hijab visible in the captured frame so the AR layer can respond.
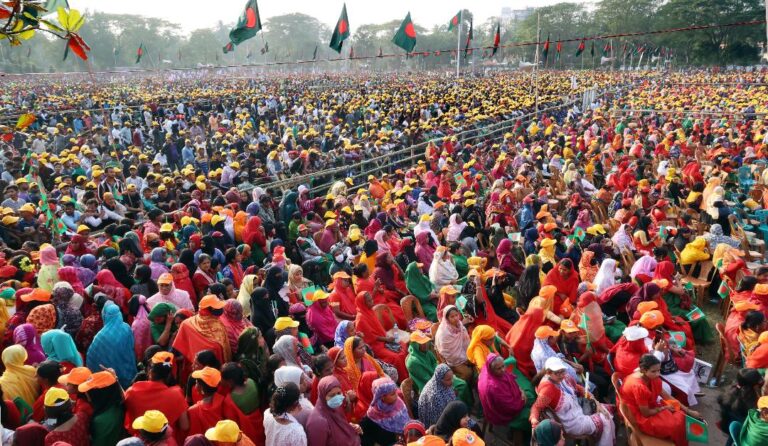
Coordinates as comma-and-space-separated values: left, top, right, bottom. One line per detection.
274, 365, 314, 426
27, 301, 56, 336
147, 302, 178, 347
94, 269, 131, 313
344, 337, 385, 395
360, 377, 410, 446
0, 344, 39, 406
434, 305, 472, 381
37, 245, 60, 292
147, 247, 170, 281
429, 247, 459, 289
237, 274, 258, 319
466, 325, 499, 371
13, 323, 46, 365
171, 263, 198, 308
505, 304, 546, 379
417, 364, 459, 428
680, 236, 711, 265
414, 232, 436, 273
328, 272, 357, 321
57, 266, 87, 298
130, 264, 157, 299
51, 282, 83, 337
86, 301, 137, 388
654, 261, 713, 344
306, 376, 362, 446
478, 353, 532, 432
354, 291, 408, 380
496, 238, 524, 278
593, 258, 618, 297
174, 295, 232, 371
612, 224, 634, 253
148, 273, 194, 311
264, 266, 290, 318
403, 262, 437, 322
221, 300, 253, 357
250, 287, 278, 346
579, 250, 600, 283
432, 401, 475, 441
306, 291, 337, 348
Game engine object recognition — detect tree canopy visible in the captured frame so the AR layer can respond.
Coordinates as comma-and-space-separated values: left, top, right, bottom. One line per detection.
0, 0, 765, 73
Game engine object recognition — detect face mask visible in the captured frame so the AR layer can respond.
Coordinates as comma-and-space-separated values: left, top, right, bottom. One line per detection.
334, 254, 345, 263
326, 394, 345, 409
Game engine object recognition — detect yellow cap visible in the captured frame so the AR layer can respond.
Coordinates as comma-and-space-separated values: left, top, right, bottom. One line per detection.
274, 316, 300, 331
132, 410, 169, 434
205, 420, 241, 443
44, 387, 70, 407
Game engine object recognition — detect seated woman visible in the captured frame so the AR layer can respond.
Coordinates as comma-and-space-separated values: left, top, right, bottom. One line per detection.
478, 353, 532, 433
530, 357, 615, 446
466, 324, 510, 372
404, 261, 438, 322
506, 303, 546, 379
360, 377, 410, 446
353, 263, 406, 329
654, 260, 713, 345
679, 236, 710, 266
354, 291, 409, 380
739, 310, 765, 360
343, 337, 385, 394
434, 305, 472, 382
531, 325, 582, 381
543, 259, 580, 317
306, 375, 362, 446
627, 281, 694, 350
417, 364, 458, 428
718, 368, 763, 441
738, 393, 768, 445
746, 332, 768, 369
429, 246, 459, 289
621, 354, 699, 446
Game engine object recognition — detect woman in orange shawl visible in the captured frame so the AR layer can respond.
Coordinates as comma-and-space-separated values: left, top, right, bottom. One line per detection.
353, 291, 408, 380
172, 295, 232, 383
354, 261, 407, 329
579, 250, 599, 283
543, 259, 580, 316
233, 211, 248, 243
505, 306, 545, 378
328, 272, 357, 321
343, 336, 384, 394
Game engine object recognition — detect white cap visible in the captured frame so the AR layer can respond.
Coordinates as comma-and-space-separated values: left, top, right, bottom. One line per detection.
544, 357, 567, 372
623, 325, 649, 342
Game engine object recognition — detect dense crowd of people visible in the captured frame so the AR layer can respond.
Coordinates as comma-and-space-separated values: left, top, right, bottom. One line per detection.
0, 68, 765, 446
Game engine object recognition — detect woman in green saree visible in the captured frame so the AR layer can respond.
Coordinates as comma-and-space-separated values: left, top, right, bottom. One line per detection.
404, 331, 471, 406
404, 261, 438, 321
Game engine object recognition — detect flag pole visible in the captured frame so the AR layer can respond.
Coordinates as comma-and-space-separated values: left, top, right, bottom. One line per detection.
456, 10, 462, 78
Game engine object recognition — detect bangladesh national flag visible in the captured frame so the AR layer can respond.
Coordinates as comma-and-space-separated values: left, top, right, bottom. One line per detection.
448, 10, 461, 31
464, 17, 473, 57
570, 226, 586, 242
229, 0, 262, 45
590, 40, 595, 57
312, 45, 318, 60
685, 415, 708, 443
575, 39, 585, 57
717, 281, 731, 299
542, 33, 550, 63
392, 12, 417, 53
556, 39, 562, 60
135, 43, 144, 64
602, 41, 612, 57
329, 4, 350, 53
668, 331, 687, 348
223, 42, 234, 54
492, 23, 500, 56
686, 306, 706, 322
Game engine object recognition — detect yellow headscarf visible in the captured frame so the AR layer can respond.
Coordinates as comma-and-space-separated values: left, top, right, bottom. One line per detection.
539, 239, 557, 266
526, 254, 547, 282
0, 345, 39, 406
466, 325, 497, 370
343, 336, 384, 392
680, 237, 710, 265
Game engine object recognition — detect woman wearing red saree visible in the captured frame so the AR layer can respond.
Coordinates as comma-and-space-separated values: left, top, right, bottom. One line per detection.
612, 325, 650, 377
621, 354, 694, 446
354, 291, 408, 380
505, 305, 545, 378
328, 271, 356, 321
354, 261, 406, 329
173, 295, 231, 383
543, 259, 580, 316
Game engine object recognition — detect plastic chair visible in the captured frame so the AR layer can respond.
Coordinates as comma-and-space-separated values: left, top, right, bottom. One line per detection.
400, 377, 416, 419
619, 402, 675, 446
713, 322, 737, 386
729, 420, 742, 446
400, 295, 425, 324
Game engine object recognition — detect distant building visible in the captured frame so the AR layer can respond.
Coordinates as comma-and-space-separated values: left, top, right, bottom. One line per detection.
501, 7, 534, 22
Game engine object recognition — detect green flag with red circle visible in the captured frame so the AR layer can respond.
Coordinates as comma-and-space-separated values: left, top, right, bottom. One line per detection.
393, 12, 417, 53
229, 0, 262, 45
685, 415, 708, 443
330, 3, 350, 53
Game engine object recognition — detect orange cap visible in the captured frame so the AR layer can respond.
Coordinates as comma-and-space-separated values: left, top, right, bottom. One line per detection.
639, 310, 665, 329
636, 301, 659, 315
151, 351, 174, 365
78, 371, 117, 393
191, 366, 222, 388
58, 367, 92, 386
535, 325, 560, 339
21, 288, 51, 302
199, 295, 226, 310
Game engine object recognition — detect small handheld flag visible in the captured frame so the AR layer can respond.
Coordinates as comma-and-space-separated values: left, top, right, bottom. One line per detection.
685, 306, 706, 322
668, 331, 687, 348
685, 415, 708, 443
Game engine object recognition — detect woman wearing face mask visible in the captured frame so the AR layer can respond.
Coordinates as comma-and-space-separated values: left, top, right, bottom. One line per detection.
329, 247, 353, 277
306, 376, 362, 446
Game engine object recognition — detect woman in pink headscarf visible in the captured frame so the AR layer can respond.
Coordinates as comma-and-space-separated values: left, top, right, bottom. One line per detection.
414, 232, 435, 274
94, 269, 131, 314
318, 220, 341, 253
364, 218, 382, 241
170, 263, 198, 308
65, 234, 92, 257
374, 230, 391, 255
220, 300, 252, 355
37, 245, 59, 292
131, 295, 152, 359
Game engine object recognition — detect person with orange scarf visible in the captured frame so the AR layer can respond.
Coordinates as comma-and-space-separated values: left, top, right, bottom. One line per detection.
343, 337, 384, 403
505, 306, 545, 378
172, 295, 232, 383
746, 331, 768, 369
354, 259, 407, 329
328, 271, 357, 321
543, 259, 580, 317
353, 291, 408, 380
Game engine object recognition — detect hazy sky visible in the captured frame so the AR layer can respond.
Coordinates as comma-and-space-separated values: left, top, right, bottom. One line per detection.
69, 0, 569, 33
